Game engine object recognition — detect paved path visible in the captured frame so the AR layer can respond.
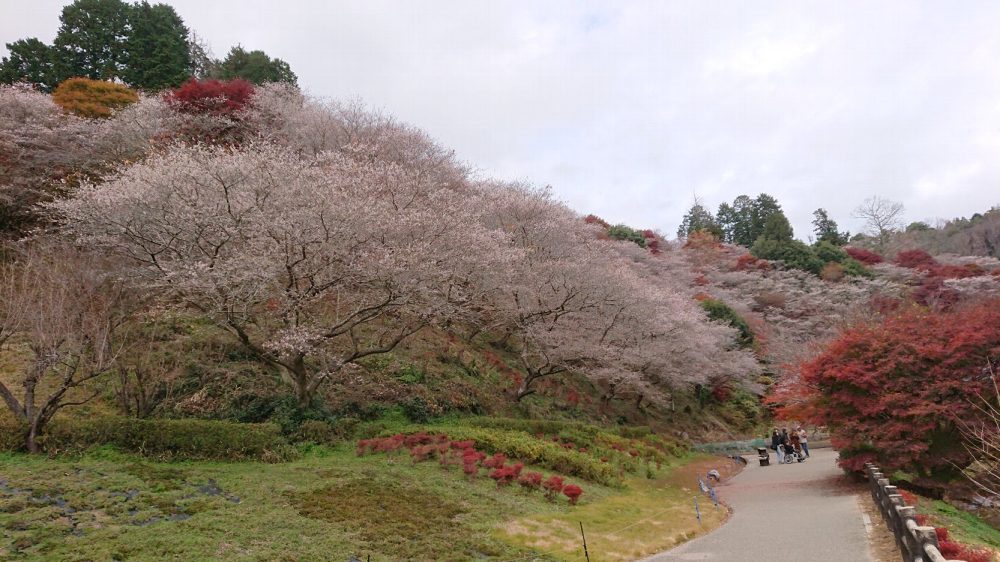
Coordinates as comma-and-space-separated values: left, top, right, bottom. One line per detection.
643, 447, 872, 562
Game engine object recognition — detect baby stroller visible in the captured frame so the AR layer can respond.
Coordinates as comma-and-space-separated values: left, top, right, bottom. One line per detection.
782, 443, 804, 463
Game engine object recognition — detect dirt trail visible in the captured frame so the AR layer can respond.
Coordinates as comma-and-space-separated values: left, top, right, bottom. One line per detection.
642, 447, 873, 562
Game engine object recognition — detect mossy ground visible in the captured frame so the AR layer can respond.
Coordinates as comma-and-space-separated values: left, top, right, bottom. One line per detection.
0, 442, 733, 561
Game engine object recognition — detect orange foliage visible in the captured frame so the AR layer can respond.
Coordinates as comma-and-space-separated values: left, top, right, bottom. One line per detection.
52, 78, 138, 118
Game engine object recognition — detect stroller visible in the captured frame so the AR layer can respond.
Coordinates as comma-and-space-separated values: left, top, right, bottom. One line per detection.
781, 443, 804, 464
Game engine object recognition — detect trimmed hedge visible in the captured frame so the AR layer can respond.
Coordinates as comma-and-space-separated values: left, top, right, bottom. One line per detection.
0, 416, 295, 462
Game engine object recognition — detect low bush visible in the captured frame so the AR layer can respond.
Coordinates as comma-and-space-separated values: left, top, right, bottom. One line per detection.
845, 246, 884, 265
699, 298, 754, 348
295, 420, 340, 445
607, 224, 647, 248
518, 471, 543, 490
35, 416, 294, 461
437, 426, 618, 485
167, 78, 255, 115
52, 77, 138, 118
895, 249, 937, 269
751, 239, 825, 275
542, 475, 565, 501
563, 484, 583, 505
0, 417, 26, 452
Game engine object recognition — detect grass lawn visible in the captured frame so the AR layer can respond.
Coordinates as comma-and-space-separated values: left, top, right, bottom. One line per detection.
499, 455, 739, 561
925, 499, 1000, 553
0, 444, 735, 561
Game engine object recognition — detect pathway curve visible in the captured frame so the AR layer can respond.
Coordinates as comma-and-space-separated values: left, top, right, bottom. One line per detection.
643, 447, 872, 562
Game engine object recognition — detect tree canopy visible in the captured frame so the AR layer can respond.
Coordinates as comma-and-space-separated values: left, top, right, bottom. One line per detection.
214, 46, 297, 85
0, 0, 295, 92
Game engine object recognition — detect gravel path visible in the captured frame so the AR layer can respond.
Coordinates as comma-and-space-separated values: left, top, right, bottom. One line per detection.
642, 447, 872, 562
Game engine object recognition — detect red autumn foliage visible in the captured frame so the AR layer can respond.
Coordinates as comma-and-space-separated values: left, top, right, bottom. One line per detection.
542, 475, 565, 500
895, 249, 938, 269
167, 78, 255, 115
562, 484, 583, 505
518, 471, 543, 490
355, 431, 581, 503
709, 377, 733, 402
935, 528, 993, 562
804, 299, 1000, 477
410, 444, 437, 463
734, 253, 770, 271
642, 229, 662, 254
583, 214, 610, 228
483, 453, 507, 469
844, 247, 884, 265
911, 276, 960, 309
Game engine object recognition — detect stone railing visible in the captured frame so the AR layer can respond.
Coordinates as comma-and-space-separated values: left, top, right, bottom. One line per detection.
865, 463, 963, 562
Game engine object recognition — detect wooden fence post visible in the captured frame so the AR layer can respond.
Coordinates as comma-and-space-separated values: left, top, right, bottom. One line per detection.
865, 462, 965, 562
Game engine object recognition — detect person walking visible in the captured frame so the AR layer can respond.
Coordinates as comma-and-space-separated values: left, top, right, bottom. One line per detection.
798, 427, 810, 458
770, 429, 783, 464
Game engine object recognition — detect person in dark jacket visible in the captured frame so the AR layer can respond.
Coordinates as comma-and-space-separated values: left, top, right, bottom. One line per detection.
770, 428, 783, 464
780, 428, 790, 462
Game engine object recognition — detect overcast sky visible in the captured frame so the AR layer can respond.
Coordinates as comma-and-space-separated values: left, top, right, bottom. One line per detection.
4, 1, 1000, 239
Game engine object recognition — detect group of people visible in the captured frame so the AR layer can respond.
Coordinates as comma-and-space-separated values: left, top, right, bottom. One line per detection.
769, 427, 809, 463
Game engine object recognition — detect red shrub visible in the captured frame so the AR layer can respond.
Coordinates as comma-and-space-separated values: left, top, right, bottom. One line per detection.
937, 531, 993, 562
911, 276, 960, 309
404, 432, 434, 447
844, 247, 884, 265
895, 249, 937, 269
563, 484, 583, 505
542, 475, 565, 501
518, 471, 543, 490
410, 444, 436, 463
483, 453, 507, 469
450, 440, 475, 450
490, 464, 523, 487
356, 439, 372, 456
929, 264, 984, 279
734, 253, 769, 271
462, 460, 479, 478
899, 490, 919, 506
167, 78, 255, 115
583, 214, 610, 228
462, 449, 486, 463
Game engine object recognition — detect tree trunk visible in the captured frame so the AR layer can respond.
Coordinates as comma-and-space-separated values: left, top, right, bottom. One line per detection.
514, 376, 536, 402
26, 418, 42, 454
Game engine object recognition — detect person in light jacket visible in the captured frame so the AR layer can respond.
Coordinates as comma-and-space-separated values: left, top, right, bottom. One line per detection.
797, 427, 810, 458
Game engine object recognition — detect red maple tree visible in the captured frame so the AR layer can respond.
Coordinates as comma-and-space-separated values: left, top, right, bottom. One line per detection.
804, 299, 1000, 479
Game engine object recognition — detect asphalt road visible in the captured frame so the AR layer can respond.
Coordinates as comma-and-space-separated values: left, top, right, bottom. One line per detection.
643, 447, 872, 562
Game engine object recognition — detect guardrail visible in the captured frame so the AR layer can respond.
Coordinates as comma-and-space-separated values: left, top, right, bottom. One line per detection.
691, 438, 766, 455
865, 462, 964, 562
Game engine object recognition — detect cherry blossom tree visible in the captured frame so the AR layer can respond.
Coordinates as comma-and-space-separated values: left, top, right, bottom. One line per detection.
53, 142, 516, 406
